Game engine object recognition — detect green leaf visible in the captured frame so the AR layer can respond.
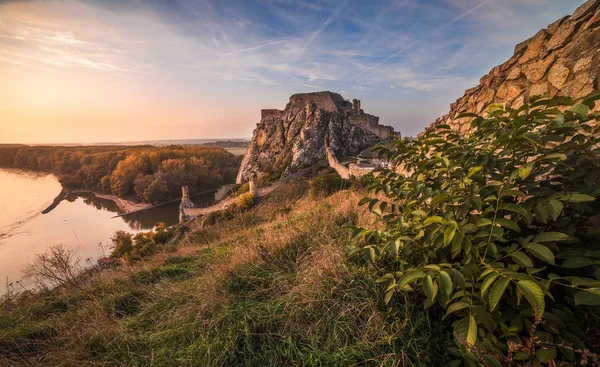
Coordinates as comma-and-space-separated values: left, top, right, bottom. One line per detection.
454, 315, 477, 346
384, 288, 395, 304
445, 302, 470, 318
524, 243, 555, 265
534, 231, 572, 243
562, 257, 593, 268
496, 218, 520, 233
511, 251, 533, 268
423, 216, 443, 227
547, 199, 563, 219
476, 218, 492, 227
542, 153, 567, 161
516, 280, 545, 318
440, 271, 453, 297
481, 272, 500, 297
444, 226, 456, 246
375, 273, 394, 283
397, 271, 425, 290
489, 277, 510, 312
533, 204, 548, 224
536, 346, 557, 363
358, 197, 371, 206
574, 289, 600, 306
430, 193, 450, 208
498, 203, 531, 221
451, 269, 467, 289
561, 193, 596, 203
368, 247, 376, 262
467, 166, 483, 178
424, 275, 435, 302
518, 162, 534, 180
569, 103, 589, 117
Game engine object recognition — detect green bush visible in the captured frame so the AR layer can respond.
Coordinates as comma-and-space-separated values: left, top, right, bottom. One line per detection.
348, 94, 600, 366
110, 224, 174, 260
309, 172, 350, 198
238, 193, 255, 210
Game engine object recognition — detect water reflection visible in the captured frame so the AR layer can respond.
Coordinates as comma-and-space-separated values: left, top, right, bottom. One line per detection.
0, 167, 221, 292
69, 190, 217, 231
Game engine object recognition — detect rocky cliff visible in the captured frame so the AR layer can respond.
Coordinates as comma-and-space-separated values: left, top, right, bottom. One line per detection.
237, 92, 396, 184
426, 0, 600, 134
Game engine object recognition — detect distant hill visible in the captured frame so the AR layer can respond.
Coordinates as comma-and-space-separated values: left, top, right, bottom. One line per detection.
200, 140, 249, 149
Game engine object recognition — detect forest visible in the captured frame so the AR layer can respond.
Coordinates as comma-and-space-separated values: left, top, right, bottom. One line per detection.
0, 145, 242, 204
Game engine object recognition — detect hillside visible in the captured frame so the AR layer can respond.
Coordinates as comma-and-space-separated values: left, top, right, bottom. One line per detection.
0, 174, 449, 366
1, 2, 600, 366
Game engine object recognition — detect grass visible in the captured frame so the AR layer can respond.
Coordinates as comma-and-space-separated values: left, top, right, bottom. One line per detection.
0, 177, 452, 366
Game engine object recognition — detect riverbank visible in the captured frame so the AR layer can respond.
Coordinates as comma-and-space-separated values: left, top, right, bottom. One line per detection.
71, 190, 150, 213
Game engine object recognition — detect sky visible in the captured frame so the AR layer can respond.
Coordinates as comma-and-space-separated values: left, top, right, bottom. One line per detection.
0, 0, 585, 143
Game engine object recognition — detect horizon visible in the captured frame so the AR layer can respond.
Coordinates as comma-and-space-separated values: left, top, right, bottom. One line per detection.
0, 0, 585, 144
0, 137, 252, 146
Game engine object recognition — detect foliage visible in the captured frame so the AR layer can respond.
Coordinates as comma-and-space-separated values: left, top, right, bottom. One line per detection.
348, 94, 600, 365
309, 172, 350, 198
0, 145, 242, 203
110, 224, 174, 261
238, 192, 255, 210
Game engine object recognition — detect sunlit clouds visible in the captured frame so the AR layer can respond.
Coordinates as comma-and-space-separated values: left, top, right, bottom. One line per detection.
0, 0, 583, 143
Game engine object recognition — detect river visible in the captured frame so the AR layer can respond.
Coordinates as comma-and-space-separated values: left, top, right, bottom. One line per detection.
0, 168, 215, 293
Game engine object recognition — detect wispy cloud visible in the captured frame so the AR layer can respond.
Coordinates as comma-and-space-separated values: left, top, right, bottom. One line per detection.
0, 0, 584, 142
348, 0, 492, 81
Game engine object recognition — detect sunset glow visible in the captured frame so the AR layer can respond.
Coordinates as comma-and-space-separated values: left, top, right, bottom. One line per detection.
0, 0, 582, 143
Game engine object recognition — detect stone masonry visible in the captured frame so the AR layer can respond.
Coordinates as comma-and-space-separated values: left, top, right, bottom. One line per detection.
424, 0, 600, 135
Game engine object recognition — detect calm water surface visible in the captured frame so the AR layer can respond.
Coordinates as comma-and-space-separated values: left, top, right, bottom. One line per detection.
0, 168, 214, 291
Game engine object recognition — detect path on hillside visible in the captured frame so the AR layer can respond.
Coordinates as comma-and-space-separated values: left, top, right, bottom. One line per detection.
183, 166, 314, 218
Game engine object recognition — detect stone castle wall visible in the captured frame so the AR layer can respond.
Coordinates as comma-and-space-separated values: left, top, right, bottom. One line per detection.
289, 91, 349, 112
425, 0, 600, 135
261, 109, 284, 120
324, 139, 351, 179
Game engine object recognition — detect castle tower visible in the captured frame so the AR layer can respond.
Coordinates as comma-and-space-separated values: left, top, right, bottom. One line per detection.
352, 99, 361, 113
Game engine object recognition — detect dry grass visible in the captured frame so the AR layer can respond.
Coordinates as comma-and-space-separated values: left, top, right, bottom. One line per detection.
0, 179, 450, 366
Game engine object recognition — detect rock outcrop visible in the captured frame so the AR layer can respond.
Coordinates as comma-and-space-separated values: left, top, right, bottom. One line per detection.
425, 0, 600, 135
237, 91, 397, 183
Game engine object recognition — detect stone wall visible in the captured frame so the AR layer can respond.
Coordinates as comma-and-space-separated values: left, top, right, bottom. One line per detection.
261, 109, 283, 120
324, 139, 351, 179
425, 0, 600, 135
214, 184, 236, 202
348, 163, 375, 177
289, 91, 350, 112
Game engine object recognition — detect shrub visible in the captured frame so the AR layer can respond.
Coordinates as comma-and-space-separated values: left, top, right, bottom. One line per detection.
348, 94, 600, 365
110, 225, 174, 260
238, 193, 255, 210
309, 172, 350, 198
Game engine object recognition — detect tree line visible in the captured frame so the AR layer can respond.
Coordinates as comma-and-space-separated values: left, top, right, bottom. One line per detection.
0, 145, 242, 204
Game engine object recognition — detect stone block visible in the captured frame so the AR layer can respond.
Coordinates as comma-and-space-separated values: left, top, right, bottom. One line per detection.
518, 30, 548, 64
548, 16, 570, 34
530, 82, 549, 97
572, 0, 600, 21
506, 67, 522, 80
522, 54, 556, 83
546, 22, 578, 51
547, 62, 570, 89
